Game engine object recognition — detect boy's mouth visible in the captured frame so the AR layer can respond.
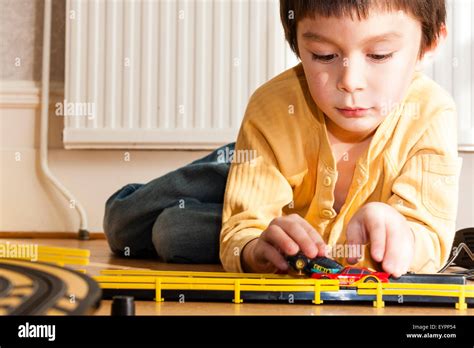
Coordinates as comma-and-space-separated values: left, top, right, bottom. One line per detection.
336, 107, 372, 118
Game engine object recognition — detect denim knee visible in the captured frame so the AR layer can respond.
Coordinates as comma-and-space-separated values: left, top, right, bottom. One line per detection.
103, 184, 157, 258
151, 204, 222, 264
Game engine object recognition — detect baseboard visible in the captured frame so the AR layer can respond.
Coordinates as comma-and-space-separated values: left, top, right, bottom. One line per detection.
0, 80, 64, 108
0, 231, 105, 239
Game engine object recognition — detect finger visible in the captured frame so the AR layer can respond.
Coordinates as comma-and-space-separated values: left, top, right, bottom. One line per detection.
315, 241, 328, 257
382, 223, 412, 278
364, 215, 387, 263
275, 218, 318, 258
293, 215, 327, 256
345, 219, 365, 264
404, 227, 416, 272
381, 226, 402, 277
256, 239, 289, 271
261, 224, 299, 256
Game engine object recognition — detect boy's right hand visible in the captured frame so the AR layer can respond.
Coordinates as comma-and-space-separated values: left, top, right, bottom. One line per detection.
241, 214, 327, 273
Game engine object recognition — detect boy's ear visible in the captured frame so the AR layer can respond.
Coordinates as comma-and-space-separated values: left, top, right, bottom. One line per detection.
416, 24, 448, 70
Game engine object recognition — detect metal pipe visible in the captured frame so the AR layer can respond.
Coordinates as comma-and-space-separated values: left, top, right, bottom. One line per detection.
40, 0, 89, 240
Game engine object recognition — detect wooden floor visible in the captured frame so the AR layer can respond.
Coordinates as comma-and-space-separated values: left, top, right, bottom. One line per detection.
2, 237, 473, 316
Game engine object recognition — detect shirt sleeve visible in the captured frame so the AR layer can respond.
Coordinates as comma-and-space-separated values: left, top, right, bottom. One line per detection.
387, 107, 463, 273
219, 96, 294, 273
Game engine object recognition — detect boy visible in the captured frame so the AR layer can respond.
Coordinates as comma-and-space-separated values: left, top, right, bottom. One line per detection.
220, 0, 462, 277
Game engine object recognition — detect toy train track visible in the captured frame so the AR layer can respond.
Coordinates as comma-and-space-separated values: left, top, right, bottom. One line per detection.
0, 259, 101, 315
95, 270, 474, 309
100, 288, 474, 306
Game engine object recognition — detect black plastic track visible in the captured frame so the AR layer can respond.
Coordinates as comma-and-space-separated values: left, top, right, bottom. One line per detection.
0, 276, 12, 297
0, 263, 67, 315
0, 261, 102, 315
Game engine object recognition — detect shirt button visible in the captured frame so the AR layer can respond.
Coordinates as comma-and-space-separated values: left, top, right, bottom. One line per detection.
321, 209, 334, 219
323, 176, 332, 186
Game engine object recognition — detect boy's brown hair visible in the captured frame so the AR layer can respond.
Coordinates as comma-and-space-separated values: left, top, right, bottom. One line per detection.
280, 0, 446, 58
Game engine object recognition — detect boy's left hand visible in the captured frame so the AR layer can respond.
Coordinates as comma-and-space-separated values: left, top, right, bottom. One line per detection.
345, 202, 415, 278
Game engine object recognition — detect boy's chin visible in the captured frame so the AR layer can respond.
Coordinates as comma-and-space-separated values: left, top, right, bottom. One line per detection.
329, 116, 382, 138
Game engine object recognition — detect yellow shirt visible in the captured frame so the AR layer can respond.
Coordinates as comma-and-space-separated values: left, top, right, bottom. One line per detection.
220, 63, 462, 274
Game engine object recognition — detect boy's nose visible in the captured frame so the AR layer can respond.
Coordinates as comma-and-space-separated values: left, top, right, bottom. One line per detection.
337, 58, 366, 94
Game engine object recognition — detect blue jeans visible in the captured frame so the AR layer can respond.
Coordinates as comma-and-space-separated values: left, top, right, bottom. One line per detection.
103, 143, 235, 264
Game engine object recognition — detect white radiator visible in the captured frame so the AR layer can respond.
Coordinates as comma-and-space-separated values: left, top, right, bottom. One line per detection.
64, 0, 299, 149
64, 0, 474, 150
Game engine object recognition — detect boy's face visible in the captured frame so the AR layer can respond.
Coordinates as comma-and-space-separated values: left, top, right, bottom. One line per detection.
297, 10, 423, 140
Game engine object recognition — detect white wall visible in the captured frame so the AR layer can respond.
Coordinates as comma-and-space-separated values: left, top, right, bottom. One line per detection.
0, 0, 473, 234
0, 82, 211, 233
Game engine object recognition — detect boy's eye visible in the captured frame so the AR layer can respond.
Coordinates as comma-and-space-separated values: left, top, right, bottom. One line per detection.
312, 53, 337, 62
367, 53, 393, 61
311, 52, 394, 63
